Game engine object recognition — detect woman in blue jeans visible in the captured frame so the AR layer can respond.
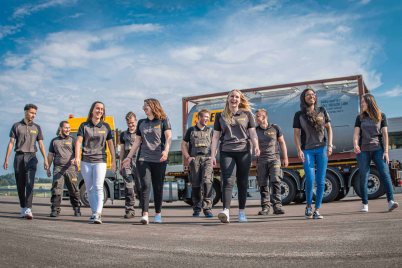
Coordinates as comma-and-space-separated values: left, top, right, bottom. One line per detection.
293, 88, 333, 219
353, 93, 398, 212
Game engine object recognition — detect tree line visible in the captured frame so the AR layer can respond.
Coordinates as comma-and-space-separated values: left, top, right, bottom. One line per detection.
0, 173, 52, 187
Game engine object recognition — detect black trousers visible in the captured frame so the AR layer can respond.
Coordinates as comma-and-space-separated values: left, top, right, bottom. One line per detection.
137, 161, 167, 213
220, 151, 252, 210
51, 168, 80, 211
14, 152, 37, 208
256, 159, 283, 209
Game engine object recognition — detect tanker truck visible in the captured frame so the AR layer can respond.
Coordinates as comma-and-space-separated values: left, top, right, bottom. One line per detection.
168, 75, 402, 206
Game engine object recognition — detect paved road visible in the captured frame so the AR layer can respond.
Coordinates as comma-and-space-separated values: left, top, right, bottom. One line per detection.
1, 194, 402, 268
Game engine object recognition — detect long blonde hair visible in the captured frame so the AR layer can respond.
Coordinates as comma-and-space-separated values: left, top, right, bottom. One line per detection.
221, 90, 252, 123
360, 94, 381, 123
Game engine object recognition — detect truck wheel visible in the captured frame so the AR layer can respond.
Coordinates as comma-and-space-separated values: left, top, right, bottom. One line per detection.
353, 169, 385, 200
79, 184, 108, 207
313, 173, 339, 203
334, 186, 349, 201
281, 176, 296, 205
212, 180, 221, 207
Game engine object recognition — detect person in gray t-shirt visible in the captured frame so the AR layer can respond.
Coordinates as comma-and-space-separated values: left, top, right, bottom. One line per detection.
47, 121, 80, 217
3, 104, 48, 219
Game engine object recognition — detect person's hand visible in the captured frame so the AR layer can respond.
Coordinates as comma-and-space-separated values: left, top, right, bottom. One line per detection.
73, 158, 81, 167
160, 150, 168, 162
254, 147, 260, 157
211, 156, 217, 167
282, 157, 289, 167
122, 158, 131, 168
188, 157, 195, 163
3, 160, 8, 170
44, 161, 49, 170
298, 150, 305, 162
354, 145, 361, 154
383, 151, 389, 164
327, 146, 333, 157
112, 162, 117, 173
47, 169, 51, 178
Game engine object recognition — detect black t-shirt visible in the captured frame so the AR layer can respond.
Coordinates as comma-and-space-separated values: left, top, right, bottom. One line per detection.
10, 120, 44, 153
136, 117, 171, 162
256, 123, 283, 162
213, 109, 256, 152
293, 107, 330, 150
49, 135, 77, 172
355, 113, 387, 151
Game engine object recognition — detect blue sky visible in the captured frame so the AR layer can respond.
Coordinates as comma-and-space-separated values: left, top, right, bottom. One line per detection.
1, 0, 402, 176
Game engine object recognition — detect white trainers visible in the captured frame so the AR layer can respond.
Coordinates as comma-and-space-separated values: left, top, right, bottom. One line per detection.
388, 201, 399, 212
218, 209, 230, 223
140, 215, 149, 225
25, 208, 33, 219
94, 214, 102, 224
20, 208, 27, 218
361, 204, 368, 212
238, 211, 247, 223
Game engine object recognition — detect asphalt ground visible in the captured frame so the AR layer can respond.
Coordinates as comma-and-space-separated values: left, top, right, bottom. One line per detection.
1, 194, 402, 268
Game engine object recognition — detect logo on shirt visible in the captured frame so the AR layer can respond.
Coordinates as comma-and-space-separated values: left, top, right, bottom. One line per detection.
30, 130, 37, 133
72, 178, 77, 181
154, 125, 161, 128
237, 118, 245, 121
274, 165, 280, 168
267, 132, 275, 135
129, 146, 132, 149
98, 131, 106, 133
65, 142, 71, 145
317, 117, 323, 120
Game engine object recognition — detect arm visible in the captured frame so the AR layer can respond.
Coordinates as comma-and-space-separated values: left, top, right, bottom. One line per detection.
119, 142, 125, 174
353, 127, 361, 154
160, 130, 172, 162
382, 126, 389, 164
210, 130, 220, 167
121, 137, 142, 167
107, 139, 117, 173
3, 137, 15, 170
293, 128, 305, 162
278, 136, 288, 167
248, 128, 260, 156
325, 122, 333, 156
181, 140, 194, 163
47, 153, 54, 177
74, 136, 83, 167
38, 140, 48, 170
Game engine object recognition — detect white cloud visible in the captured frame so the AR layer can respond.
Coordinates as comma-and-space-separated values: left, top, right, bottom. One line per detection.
0, 24, 24, 40
360, 0, 371, 5
380, 85, 402, 97
12, 0, 79, 19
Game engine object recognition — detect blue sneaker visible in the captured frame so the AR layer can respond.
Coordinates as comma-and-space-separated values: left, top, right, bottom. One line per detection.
204, 211, 213, 218
238, 211, 247, 223
154, 215, 162, 224
193, 211, 200, 217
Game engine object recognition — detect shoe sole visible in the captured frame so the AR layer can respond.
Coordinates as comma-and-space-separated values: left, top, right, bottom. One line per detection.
238, 219, 247, 223
313, 216, 323, 219
389, 203, 399, 211
218, 212, 229, 223
258, 212, 269, 215
360, 210, 368, 212
94, 220, 102, 224
154, 221, 162, 224
273, 211, 285, 215
305, 215, 313, 219
205, 215, 213, 218
25, 215, 33, 220
140, 219, 148, 225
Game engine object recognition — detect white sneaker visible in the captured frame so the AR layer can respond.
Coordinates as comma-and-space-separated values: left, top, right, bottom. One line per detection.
388, 201, 399, 212
238, 211, 247, 223
25, 208, 33, 219
20, 208, 27, 218
140, 215, 149, 225
94, 214, 102, 224
218, 209, 230, 223
361, 204, 368, 212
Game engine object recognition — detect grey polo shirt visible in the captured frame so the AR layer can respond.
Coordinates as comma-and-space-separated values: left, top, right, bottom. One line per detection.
213, 110, 256, 152
77, 120, 113, 163
49, 135, 77, 172
10, 120, 44, 153
355, 113, 387, 152
256, 123, 283, 162
120, 129, 139, 159
293, 107, 330, 150
136, 117, 171, 163
183, 125, 213, 157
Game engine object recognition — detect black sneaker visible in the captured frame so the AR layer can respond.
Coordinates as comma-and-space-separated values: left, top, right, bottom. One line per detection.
124, 211, 135, 219
204, 211, 213, 218
74, 208, 81, 217
258, 207, 270, 215
305, 207, 313, 219
313, 211, 323, 219
193, 211, 200, 217
50, 210, 60, 217
273, 208, 285, 214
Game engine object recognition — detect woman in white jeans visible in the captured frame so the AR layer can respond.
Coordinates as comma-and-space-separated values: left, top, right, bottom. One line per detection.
74, 101, 116, 224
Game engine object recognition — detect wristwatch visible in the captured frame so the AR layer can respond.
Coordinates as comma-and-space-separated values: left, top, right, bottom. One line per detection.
328, 144, 334, 148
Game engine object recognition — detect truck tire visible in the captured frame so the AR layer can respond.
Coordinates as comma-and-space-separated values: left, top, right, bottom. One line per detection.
183, 181, 221, 207
281, 176, 297, 205
334, 186, 349, 201
313, 173, 339, 203
79, 184, 108, 207
353, 169, 385, 200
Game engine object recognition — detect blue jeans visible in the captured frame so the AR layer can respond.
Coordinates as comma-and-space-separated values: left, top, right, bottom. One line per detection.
356, 149, 394, 205
302, 146, 328, 209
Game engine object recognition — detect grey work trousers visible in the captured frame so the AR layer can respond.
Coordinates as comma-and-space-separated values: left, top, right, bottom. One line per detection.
51, 168, 80, 211
189, 156, 214, 213
256, 159, 283, 209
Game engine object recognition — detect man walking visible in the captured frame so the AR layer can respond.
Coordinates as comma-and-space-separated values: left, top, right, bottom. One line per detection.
181, 109, 214, 217
47, 121, 81, 217
254, 109, 289, 215
3, 104, 48, 219
120, 112, 142, 218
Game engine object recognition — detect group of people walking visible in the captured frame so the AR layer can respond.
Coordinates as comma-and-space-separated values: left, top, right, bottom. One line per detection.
3, 88, 399, 224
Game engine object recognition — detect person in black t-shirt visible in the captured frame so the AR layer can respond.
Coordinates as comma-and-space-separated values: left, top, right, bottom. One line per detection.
353, 93, 398, 212
293, 88, 332, 220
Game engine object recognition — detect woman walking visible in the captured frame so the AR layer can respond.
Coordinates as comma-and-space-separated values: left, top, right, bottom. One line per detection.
74, 101, 116, 224
353, 93, 398, 212
293, 88, 333, 219
210, 90, 260, 223
122, 99, 172, 224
